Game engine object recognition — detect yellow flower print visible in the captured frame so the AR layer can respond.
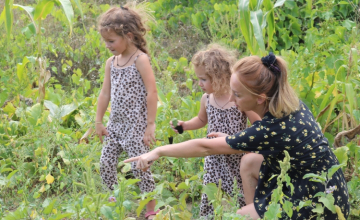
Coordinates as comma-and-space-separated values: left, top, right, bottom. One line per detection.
285, 146, 291, 150
296, 137, 301, 143
239, 132, 246, 137
256, 127, 260, 131
249, 136, 255, 140
271, 131, 277, 136
241, 142, 247, 147
301, 161, 306, 164
282, 126, 286, 129
291, 126, 297, 132
264, 141, 269, 145
264, 134, 268, 138
257, 146, 263, 150
270, 147, 274, 151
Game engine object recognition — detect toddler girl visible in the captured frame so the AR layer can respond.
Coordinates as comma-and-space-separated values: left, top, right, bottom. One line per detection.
95, 4, 158, 219
171, 44, 260, 218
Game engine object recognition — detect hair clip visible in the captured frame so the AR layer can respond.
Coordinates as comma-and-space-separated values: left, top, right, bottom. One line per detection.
261, 52, 281, 74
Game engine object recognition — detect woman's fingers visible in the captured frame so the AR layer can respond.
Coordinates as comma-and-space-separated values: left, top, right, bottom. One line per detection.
124, 156, 140, 163
207, 132, 219, 138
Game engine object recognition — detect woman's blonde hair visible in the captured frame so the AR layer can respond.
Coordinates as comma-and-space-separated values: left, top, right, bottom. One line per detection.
232, 55, 299, 118
191, 44, 237, 96
97, 2, 154, 55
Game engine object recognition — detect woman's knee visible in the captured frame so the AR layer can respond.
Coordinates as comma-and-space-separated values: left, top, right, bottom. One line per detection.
240, 153, 263, 175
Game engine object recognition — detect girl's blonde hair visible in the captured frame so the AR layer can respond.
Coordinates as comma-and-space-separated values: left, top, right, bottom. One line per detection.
191, 44, 237, 96
232, 55, 299, 118
97, 2, 154, 55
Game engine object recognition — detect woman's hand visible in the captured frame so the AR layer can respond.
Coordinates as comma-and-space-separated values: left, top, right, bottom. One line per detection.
170, 120, 185, 133
124, 149, 160, 171
144, 123, 156, 147
207, 132, 228, 138
95, 123, 109, 143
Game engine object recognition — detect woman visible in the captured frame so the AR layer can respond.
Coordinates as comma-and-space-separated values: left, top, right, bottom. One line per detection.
125, 53, 350, 219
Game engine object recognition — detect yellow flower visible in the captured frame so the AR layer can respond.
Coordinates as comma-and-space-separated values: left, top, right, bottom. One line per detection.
46, 174, 54, 184
250, 136, 254, 139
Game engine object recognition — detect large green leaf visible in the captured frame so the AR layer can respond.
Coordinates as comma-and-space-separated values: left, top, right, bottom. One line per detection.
43, 198, 57, 214
239, 0, 254, 54
16, 56, 30, 83
4, 0, 13, 41
44, 100, 60, 118
274, 0, 286, 8
100, 206, 114, 220
250, 10, 265, 54
26, 103, 42, 126
202, 183, 218, 201
333, 146, 349, 165
60, 103, 78, 118
345, 83, 355, 118
34, 0, 55, 21
13, 4, 35, 29
263, 0, 275, 50
55, 0, 74, 34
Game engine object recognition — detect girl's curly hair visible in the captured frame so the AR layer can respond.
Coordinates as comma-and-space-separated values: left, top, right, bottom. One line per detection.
97, 1, 154, 55
191, 44, 238, 96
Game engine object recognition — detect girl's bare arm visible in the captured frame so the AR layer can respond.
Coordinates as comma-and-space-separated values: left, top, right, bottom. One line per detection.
136, 54, 158, 145
96, 57, 112, 123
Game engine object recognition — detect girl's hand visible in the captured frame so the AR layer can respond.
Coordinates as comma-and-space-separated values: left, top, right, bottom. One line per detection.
144, 123, 156, 147
170, 120, 185, 133
95, 123, 109, 143
207, 132, 228, 138
124, 150, 160, 172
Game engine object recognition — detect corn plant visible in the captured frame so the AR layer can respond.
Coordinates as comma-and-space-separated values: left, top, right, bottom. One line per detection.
1, 0, 79, 103
238, 0, 286, 55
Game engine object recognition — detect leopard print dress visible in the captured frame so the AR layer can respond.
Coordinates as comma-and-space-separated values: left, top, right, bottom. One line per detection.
100, 53, 155, 193
200, 94, 247, 218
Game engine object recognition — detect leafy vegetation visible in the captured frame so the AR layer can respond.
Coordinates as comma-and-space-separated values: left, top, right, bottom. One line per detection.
0, 0, 359, 219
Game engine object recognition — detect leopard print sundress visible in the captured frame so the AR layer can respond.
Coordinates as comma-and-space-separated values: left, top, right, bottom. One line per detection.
200, 94, 247, 218
100, 53, 155, 193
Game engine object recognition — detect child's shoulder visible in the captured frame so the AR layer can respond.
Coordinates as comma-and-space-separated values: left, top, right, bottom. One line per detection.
105, 56, 115, 67
134, 53, 151, 65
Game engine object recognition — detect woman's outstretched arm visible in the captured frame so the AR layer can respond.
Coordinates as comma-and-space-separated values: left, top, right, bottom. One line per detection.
124, 137, 245, 170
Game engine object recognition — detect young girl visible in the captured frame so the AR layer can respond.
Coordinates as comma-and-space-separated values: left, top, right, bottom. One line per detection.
170, 44, 260, 218
95, 4, 159, 219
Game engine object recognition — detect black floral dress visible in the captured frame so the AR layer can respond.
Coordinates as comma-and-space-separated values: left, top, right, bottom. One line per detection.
226, 102, 350, 219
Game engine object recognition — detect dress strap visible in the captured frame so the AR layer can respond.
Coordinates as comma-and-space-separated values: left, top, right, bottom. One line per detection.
206, 94, 210, 106
134, 53, 150, 63
111, 55, 116, 65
